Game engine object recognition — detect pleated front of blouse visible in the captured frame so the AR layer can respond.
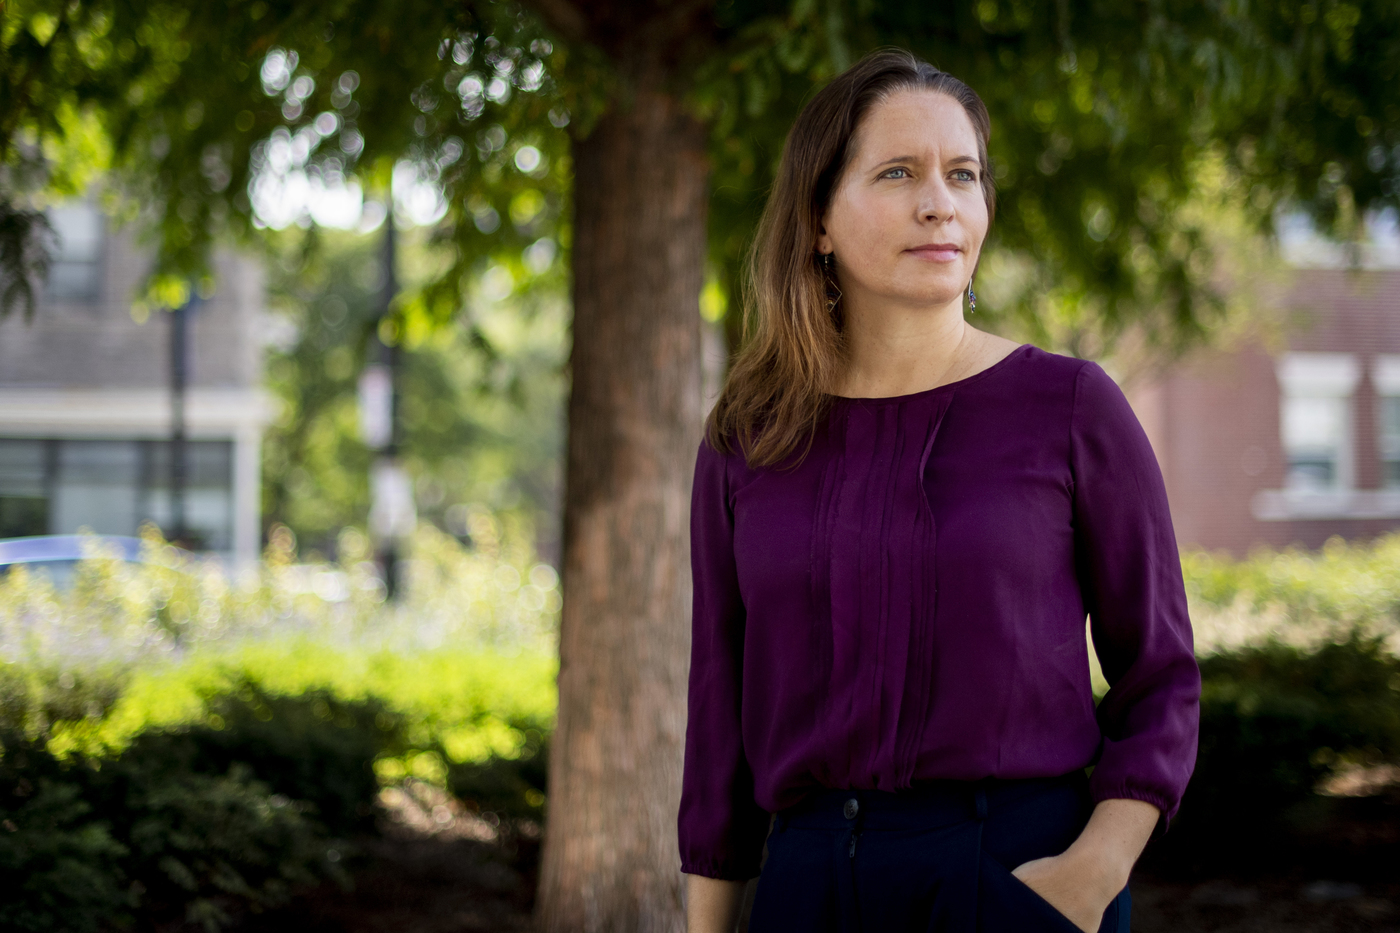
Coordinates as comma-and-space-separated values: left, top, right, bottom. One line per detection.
811, 393, 952, 792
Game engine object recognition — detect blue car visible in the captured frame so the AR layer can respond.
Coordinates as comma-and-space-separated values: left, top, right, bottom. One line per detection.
0, 534, 163, 587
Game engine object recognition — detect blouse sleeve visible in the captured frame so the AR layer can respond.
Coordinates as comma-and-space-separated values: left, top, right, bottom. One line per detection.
677, 438, 772, 879
1070, 362, 1201, 827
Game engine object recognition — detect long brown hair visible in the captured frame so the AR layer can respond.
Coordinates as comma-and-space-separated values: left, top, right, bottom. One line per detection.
706, 49, 995, 467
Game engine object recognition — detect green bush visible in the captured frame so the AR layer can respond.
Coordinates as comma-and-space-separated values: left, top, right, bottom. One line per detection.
165, 682, 404, 837
0, 646, 555, 930
1184, 533, 1400, 654
0, 522, 560, 929
96, 757, 334, 931
0, 666, 398, 931
0, 663, 127, 741
0, 733, 129, 933
0, 723, 341, 933
1154, 634, 1400, 870
444, 726, 549, 824
1202, 637, 1399, 804
1157, 534, 1400, 869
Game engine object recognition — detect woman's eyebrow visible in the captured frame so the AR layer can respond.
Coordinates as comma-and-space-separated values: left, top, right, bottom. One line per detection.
871, 155, 920, 169
869, 154, 981, 170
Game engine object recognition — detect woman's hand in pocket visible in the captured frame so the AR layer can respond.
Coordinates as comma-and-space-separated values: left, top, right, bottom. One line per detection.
1013, 797, 1160, 932
1011, 851, 1120, 932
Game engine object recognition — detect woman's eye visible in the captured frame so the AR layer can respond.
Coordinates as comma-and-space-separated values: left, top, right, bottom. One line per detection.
882, 167, 909, 179
952, 169, 976, 182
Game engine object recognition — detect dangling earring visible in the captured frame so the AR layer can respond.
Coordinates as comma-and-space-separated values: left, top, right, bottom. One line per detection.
822, 252, 842, 315
967, 278, 977, 313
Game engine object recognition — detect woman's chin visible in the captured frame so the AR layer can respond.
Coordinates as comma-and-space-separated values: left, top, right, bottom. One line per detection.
875, 286, 968, 312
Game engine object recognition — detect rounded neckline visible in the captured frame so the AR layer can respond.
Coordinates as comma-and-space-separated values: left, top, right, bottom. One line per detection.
828, 342, 1034, 404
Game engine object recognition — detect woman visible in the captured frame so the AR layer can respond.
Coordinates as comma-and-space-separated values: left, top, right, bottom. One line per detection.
678, 49, 1200, 933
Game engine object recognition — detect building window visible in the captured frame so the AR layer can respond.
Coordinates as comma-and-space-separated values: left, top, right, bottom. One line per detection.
1374, 355, 1400, 488
1276, 353, 1359, 492
45, 202, 104, 301
0, 437, 234, 550
0, 439, 53, 538
139, 439, 235, 551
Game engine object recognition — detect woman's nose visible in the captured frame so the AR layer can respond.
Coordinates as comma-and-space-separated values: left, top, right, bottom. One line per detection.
917, 179, 956, 223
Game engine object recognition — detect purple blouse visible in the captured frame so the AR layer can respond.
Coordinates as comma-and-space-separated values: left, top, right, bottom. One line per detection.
677, 344, 1201, 880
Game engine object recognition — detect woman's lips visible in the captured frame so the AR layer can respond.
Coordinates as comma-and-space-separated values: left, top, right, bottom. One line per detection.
906, 245, 962, 262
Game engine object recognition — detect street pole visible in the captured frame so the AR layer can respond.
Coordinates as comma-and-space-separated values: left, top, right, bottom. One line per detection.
361, 216, 414, 598
168, 293, 200, 548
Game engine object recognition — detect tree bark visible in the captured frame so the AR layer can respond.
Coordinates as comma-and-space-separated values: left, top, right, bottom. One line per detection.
534, 64, 709, 933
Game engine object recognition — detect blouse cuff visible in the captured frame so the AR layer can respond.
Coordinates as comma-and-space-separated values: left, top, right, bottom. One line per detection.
1087, 780, 1179, 835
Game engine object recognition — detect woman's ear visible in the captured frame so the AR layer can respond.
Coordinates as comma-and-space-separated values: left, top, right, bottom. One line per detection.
815, 219, 832, 256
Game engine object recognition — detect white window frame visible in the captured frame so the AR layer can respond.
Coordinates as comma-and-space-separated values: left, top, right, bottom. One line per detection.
1373, 355, 1400, 489
1248, 352, 1400, 520
1276, 352, 1358, 492
44, 201, 105, 302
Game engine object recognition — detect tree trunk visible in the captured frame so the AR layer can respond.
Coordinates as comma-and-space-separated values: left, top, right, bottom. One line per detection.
534, 69, 709, 933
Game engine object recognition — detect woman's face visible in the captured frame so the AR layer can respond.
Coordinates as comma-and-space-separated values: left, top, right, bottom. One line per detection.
817, 90, 988, 314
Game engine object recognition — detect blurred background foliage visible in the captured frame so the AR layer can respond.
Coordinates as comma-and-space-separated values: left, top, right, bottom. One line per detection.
259, 226, 566, 561
2, 0, 1397, 354
1163, 538, 1400, 874
0, 524, 555, 931
1188, 532, 1400, 652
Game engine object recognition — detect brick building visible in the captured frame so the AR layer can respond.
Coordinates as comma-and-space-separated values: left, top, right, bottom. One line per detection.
1126, 217, 1400, 556
0, 201, 271, 563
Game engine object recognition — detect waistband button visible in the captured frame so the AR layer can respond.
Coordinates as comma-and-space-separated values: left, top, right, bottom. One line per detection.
843, 798, 859, 820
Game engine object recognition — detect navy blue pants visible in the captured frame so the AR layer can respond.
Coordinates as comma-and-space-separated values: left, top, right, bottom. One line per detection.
748, 771, 1131, 933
